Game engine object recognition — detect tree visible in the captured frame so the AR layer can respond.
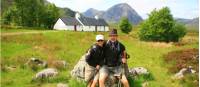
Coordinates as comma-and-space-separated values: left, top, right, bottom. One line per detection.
43, 4, 60, 29
119, 17, 133, 34
138, 7, 186, 42
2, 0, 59, 29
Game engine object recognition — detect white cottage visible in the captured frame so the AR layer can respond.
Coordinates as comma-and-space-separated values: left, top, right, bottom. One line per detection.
53, 13, 109, 31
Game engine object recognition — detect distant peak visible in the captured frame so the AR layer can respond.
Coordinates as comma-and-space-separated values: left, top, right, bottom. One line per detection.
87, 8, 98, 11
115, 3, 131, 7
118, 3, 129, 5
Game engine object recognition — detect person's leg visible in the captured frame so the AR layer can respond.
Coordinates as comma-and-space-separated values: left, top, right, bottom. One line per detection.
120, 74, 129, 87
99, 66, 108, 87
113, 66, 129, 87
91, 73, 99, 87
87, 81, 92, 87
85, 64, 96, 87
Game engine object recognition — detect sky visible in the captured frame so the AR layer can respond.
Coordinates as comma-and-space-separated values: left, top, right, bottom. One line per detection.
47, 0, 199, 19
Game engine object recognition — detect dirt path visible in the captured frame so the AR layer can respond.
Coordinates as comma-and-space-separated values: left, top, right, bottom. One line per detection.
1, 30, 59, 36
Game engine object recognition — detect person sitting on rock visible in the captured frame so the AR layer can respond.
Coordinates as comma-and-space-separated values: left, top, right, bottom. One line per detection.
85, 34, 105, 87
99, 29, 130, 87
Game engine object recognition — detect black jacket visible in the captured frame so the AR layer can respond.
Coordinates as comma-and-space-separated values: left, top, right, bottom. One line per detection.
85, 44, 104, 67
104, 40, 125, 67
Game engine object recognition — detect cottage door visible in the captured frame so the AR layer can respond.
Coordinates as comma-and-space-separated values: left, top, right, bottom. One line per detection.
95, 26, 97, 32
74, 25, 77, 31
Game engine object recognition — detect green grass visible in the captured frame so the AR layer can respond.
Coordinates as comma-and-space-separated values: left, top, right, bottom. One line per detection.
1, 28, 198, 87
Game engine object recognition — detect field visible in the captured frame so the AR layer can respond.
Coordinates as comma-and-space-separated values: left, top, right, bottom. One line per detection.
1, 28, 199, 87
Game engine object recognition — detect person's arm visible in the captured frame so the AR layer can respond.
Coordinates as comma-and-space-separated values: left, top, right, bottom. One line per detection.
85, 48, 95, 65
121, 44, 127, 63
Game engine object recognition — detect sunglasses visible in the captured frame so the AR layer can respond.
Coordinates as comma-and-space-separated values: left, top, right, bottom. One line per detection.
97, 40, 104, 42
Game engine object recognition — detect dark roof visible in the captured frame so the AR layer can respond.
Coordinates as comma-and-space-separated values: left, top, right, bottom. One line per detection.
60, 16, 108, 26
60, 17, 81, 25
78, 16, 108, 26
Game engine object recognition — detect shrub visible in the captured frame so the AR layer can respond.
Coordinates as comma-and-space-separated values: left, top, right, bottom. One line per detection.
138, 7, 186, 42
119, 17, 133, 34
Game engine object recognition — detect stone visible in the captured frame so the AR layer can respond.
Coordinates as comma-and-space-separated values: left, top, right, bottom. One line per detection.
173, 66, 196, 79
25, 57, 47, 68
71, 54, 87, 80
129, 67, 149, 76
32, 68, 58, 80
71, 54, 130, 87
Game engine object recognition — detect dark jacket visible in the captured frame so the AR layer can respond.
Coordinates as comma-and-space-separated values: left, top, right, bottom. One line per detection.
104, 40, 125, 67
85, 44, 104, 67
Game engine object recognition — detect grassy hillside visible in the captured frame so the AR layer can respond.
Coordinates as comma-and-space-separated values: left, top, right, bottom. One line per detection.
1, 28, 199, 87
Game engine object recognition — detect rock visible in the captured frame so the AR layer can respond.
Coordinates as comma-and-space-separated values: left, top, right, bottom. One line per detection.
25, 57, 47, 68
32, 68, 58, 81
57, 83, 68, 87
188, 66, 196, 73
173, 66, 196, 79
71, 54, 130, 87
129, 67, 149, 76
174, 68, 187, 79
71, 54, 87, 80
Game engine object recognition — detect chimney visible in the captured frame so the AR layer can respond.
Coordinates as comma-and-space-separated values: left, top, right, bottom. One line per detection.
95, 15, 99, 20
75, 12, 81, 19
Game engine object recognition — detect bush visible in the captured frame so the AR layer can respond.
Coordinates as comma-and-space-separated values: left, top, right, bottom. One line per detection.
119, 17, 133, 34
138, 7, 186, 42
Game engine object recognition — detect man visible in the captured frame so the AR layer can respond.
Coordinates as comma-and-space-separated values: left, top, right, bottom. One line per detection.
99, 29, 129, 87
85, 34, 105, 87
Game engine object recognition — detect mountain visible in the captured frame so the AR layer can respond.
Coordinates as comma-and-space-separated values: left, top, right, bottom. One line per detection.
59, 7, 76, 17
83, 8, 105, 18
185, 18, 199, 31
83, 3, 143, 24
45, 0, 75, 17
175, 18, 192, 24
176, 17, 199, 31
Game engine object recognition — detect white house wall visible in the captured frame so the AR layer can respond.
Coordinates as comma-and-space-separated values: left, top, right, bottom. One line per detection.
53, 18, 109, 31
53, 18, 68, 30
105, 26, 109, 31
83, 26, 96, 31
77, 25, 83, 31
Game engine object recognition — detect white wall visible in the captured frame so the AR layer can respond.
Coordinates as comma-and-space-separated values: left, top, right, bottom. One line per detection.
83, 26, 96, 31
77, 25, 84, 31
53, 18, 109, 31
54, 19, 68, 30
105, 26, 109, 31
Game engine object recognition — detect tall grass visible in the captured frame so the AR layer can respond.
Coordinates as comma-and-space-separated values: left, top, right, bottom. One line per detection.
1, 29, 198, 87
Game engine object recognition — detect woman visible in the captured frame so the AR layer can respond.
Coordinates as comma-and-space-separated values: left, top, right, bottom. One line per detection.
85, 34, 105, 87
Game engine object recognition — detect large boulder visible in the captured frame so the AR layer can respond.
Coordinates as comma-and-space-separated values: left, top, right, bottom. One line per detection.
71, 54, 130, 87
71, 54, 87, 80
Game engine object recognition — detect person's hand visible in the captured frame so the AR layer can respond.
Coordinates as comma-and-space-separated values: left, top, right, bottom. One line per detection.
122, 58, 126, 63
96, 65, 100, 70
